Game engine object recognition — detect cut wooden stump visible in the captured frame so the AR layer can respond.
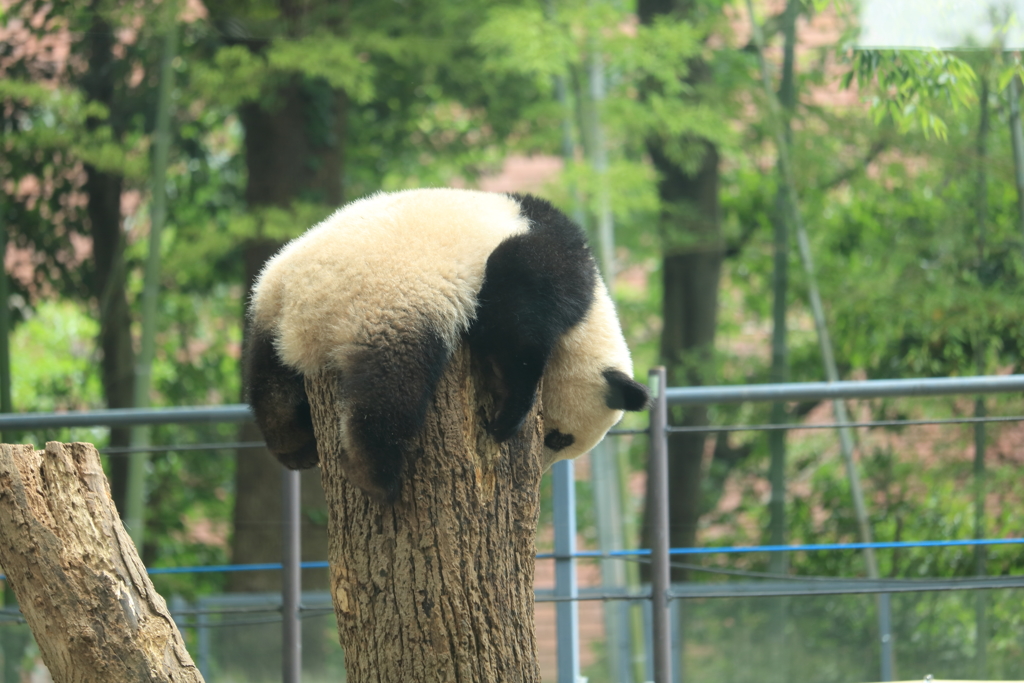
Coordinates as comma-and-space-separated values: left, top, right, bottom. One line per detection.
308, 345, 544, 683
0, 441, 203, 683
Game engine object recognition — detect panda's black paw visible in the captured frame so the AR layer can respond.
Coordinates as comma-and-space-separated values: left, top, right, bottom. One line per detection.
272, 439, 320, 470
487, 410, 528, 443
486, 370, 543, 443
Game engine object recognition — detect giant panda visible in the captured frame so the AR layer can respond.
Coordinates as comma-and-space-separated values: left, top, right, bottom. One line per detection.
244, 187, 650, 500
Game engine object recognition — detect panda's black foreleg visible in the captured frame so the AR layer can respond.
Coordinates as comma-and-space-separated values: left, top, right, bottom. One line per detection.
470, 202, 597, 442
485, 346, 549, 442
341, 328, 450, 500
243, 326, 319, 470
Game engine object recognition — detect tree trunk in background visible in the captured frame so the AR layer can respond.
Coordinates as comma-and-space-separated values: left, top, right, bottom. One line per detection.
768, 2, 799, 678
307, 346, 543, 683
88, 167, 135, 515
638, 0, 723, 582
81, 5, 134, 516
973, 72, 990, 680
0, 443, 203, 683
652, 145, 722, 579
228, 79, 347, 596
769, 0, 799, 575
240, 83, 346, 208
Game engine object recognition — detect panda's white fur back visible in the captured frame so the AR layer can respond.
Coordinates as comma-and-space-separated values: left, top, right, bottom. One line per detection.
251, 188, 530, 375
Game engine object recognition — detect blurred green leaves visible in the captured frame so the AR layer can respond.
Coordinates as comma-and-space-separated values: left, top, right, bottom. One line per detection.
189, 45, 270, 108
846, 50, 977, 139
192, 36, 376, 109
9, 300, 103, 412
0, 80, 148, 179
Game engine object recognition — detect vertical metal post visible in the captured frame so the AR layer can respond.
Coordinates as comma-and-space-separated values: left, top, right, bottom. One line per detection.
591, 441, 633, 683
170, 594, 187, 639
878, 593, 893, 681
197, 597, 211, 681
641, 598, 654, 681
649, 367, 671, 683
670, 597, 683, 683
553, 458, 580, 683
973, 384, 987, 678
282, 469, 302, 683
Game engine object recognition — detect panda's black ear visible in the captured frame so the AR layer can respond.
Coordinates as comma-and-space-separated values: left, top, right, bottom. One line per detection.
603, 369, 652, 411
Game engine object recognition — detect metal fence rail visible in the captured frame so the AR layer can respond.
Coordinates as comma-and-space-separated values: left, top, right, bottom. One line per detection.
4, 373, 1021, 430
665, 373, 1024, 405
0, 404, 251, 430
2, 373, 1024, 683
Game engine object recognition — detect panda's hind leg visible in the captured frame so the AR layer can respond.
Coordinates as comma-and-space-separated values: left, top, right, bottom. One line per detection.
244, 326, 319, 470
340, 328, 450, 500
470, 194, 597, 442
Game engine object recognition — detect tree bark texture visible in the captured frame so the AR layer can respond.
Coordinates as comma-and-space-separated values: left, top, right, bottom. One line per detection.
0, 442, 202, 683
306, 345, 543, 683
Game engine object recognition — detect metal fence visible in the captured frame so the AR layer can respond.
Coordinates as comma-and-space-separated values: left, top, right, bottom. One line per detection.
3, 372, 1024, 683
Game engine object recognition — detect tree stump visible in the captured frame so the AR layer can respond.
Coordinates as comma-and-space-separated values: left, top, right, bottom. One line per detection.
306, 345, 543, 683
0, 442, 203, 683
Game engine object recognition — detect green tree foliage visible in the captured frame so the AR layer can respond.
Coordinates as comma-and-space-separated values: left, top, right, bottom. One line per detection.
0, 82, 126, 308
683, 6, 1024, 678
9, 301, 103, 412
846, 50, 978, 139
2, 1, 250, 591
473, 1, 727, 228
819, 78, 1024, 377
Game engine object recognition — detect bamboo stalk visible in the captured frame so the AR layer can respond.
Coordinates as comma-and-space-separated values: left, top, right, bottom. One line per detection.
974, 70, 990, 680
125, 19, 177, 547
0, 205, 10, 423
743, 1, 893, 678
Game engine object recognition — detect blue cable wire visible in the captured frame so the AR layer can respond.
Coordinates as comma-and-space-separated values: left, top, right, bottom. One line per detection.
147, 563, 286, 575
146, 561, 331, 575
4, 538, 1017, 580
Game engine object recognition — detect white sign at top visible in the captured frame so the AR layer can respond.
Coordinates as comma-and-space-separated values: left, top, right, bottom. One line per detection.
858, 0, 1024, 49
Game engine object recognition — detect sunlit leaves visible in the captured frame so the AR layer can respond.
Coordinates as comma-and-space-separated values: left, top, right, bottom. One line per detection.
560, 157, 660, 219
188, 45, 270, 108
997, 58, 1024, 92
268, 35, 375, 104
472, 6, 578, 87
10, 300, 103, 412
190, 37, 375, 109
220, 202, 334, 244
806, 0, 843, 11
0, 81, 147, 178
610, 16, 702, 97
473, 4, 704, 105
471, 0, 727, 240
845, 50, 978, 139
